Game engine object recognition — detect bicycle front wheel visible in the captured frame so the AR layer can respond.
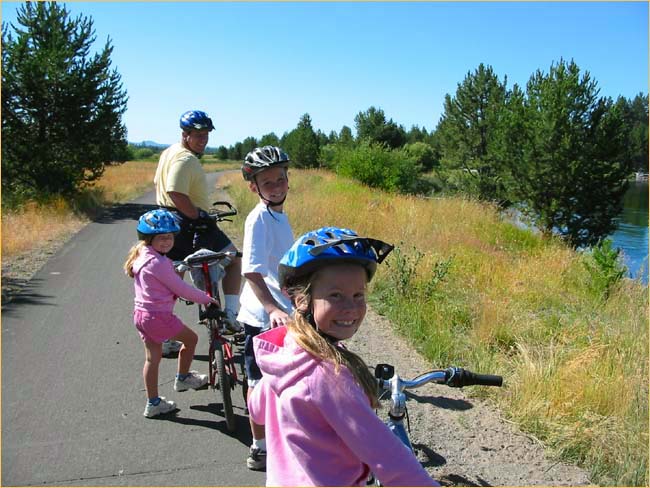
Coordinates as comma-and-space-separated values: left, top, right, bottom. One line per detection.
214, 342, 236, 432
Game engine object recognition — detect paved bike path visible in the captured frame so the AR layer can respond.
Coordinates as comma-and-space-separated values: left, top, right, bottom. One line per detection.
2, 173, 266, 486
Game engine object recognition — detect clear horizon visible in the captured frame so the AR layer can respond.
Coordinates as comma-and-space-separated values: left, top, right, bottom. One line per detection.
1, 1, 648, 148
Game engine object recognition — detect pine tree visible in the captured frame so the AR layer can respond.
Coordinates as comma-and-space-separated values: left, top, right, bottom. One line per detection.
507, 59, 630, 248
2, 2, 128, 201
435, 63, 509, 202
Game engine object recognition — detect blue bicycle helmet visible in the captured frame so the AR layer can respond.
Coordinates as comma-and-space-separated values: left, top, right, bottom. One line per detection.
278, 227, 394, 289
137, 209, 181, 240
179, 110, 214, 132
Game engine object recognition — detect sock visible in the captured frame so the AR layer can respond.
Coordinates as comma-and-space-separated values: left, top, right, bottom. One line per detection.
252, 438, 266, 451
224, 294, 240, 313
177, 373, 189, 381
148, 397, 161, 406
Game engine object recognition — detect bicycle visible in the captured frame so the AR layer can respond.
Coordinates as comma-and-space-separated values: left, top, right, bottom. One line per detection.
369, 363, 503, 486
175, 201, 246, 432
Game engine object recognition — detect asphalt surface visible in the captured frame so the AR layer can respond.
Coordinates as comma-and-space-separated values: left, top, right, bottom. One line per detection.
2, 173, 266, 486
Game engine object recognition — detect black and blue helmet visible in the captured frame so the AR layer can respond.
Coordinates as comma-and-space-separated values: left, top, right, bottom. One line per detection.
137, 209, 181, 240
278, 227, 394, 289
179, 110, 214, 132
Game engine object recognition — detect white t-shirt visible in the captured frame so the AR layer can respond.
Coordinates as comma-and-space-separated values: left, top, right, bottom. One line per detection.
237, 203, 294, 329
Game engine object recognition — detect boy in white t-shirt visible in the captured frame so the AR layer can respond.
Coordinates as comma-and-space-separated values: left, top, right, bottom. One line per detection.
237, 146, 294, 471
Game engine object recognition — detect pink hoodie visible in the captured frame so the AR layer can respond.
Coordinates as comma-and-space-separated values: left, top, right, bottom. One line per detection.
132, 245, 213, 312
248, 326, 438, 487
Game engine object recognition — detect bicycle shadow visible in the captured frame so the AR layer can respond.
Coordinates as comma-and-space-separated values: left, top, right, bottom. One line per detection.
405, 391, 473, 411
438, 473, 492, 487
411, 443, 491, 486
151, 407, 252, 446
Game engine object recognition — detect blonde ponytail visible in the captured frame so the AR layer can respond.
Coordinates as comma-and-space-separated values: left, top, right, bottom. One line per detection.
123, 240, 148, 278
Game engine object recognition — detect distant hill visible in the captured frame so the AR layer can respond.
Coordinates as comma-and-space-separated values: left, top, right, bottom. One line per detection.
131, 140, 168, 148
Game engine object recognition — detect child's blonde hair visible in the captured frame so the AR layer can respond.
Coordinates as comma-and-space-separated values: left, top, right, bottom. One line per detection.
123, 237, 152, 278
286, 275, 379, 408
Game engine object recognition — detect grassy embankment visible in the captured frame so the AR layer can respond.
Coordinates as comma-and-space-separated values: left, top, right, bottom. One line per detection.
3, 163, 647, 486
219, 169, 648, 487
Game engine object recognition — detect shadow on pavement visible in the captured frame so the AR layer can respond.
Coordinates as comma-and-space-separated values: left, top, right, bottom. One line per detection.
1, 278, 55, 314
161, 406, 253, 447
93, 203, 159, 224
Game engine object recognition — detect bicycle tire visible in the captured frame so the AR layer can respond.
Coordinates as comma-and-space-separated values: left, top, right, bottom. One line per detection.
214, 342, 236, 432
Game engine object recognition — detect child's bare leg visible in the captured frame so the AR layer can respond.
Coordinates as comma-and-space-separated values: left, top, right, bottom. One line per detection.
143, 341, 163, 399
171, 325, 198, 374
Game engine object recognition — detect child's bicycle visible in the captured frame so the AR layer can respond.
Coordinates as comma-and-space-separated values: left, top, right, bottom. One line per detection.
175, 201, 246, 433
369, 363, 503, 486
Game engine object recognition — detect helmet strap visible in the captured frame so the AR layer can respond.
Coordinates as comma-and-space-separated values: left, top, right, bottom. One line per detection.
252, 175, 287, 210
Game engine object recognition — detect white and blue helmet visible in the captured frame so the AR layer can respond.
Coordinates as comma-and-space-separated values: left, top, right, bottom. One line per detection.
278, 227, 394, 289
137, 209, 181, 240
179, 110, 214, 132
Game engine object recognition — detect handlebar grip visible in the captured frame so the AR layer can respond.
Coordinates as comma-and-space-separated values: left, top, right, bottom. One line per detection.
445, 367, 503, 387
469, 373, 503, 387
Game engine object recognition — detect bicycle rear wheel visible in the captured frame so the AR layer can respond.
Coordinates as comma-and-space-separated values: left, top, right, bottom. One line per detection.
214, 342, 236, 432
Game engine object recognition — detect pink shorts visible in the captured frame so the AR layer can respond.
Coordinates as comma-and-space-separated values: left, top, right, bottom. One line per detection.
134, 310, 184, 344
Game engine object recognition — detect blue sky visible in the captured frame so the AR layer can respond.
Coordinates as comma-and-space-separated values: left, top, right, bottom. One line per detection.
1, 1, 648, 148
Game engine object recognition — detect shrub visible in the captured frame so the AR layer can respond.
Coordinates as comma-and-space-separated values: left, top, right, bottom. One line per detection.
333, 141, 421, 193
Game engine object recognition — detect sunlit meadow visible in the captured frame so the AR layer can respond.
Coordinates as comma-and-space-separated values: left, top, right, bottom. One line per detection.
220, 169, 648, 487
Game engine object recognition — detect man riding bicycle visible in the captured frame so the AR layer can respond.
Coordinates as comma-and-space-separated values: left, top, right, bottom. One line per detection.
154, 110, 242, 354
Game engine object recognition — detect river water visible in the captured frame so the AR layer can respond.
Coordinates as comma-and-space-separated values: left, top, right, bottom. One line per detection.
610, 180, 649, 285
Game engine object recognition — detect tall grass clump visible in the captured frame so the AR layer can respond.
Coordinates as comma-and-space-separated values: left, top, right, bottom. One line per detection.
2, 197, 88, 259
221, 168, 648, 486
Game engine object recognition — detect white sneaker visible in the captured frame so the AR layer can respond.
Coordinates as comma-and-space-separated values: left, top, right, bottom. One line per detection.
143, 397, 176, 418
162, 340, 182, 356
223, 309, 243, 334
174, 371, 209, 392
246, 446, 267, 471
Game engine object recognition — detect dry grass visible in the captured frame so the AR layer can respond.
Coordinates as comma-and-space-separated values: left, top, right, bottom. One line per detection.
96, 161, 158, 202
2, 197, 87, 258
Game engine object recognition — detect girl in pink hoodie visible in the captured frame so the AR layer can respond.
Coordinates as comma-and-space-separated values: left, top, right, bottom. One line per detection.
124, 209, 217, 418
248, 227, 439, 486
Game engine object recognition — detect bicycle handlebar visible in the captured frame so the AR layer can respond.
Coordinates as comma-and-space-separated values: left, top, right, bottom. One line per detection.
182, 250, 242, 267
209, 201, 238, 222
375, 363, 503, 393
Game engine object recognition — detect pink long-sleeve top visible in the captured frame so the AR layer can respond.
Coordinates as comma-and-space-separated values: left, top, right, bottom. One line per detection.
248, 326, 439, 487
132, 245, 212, 312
